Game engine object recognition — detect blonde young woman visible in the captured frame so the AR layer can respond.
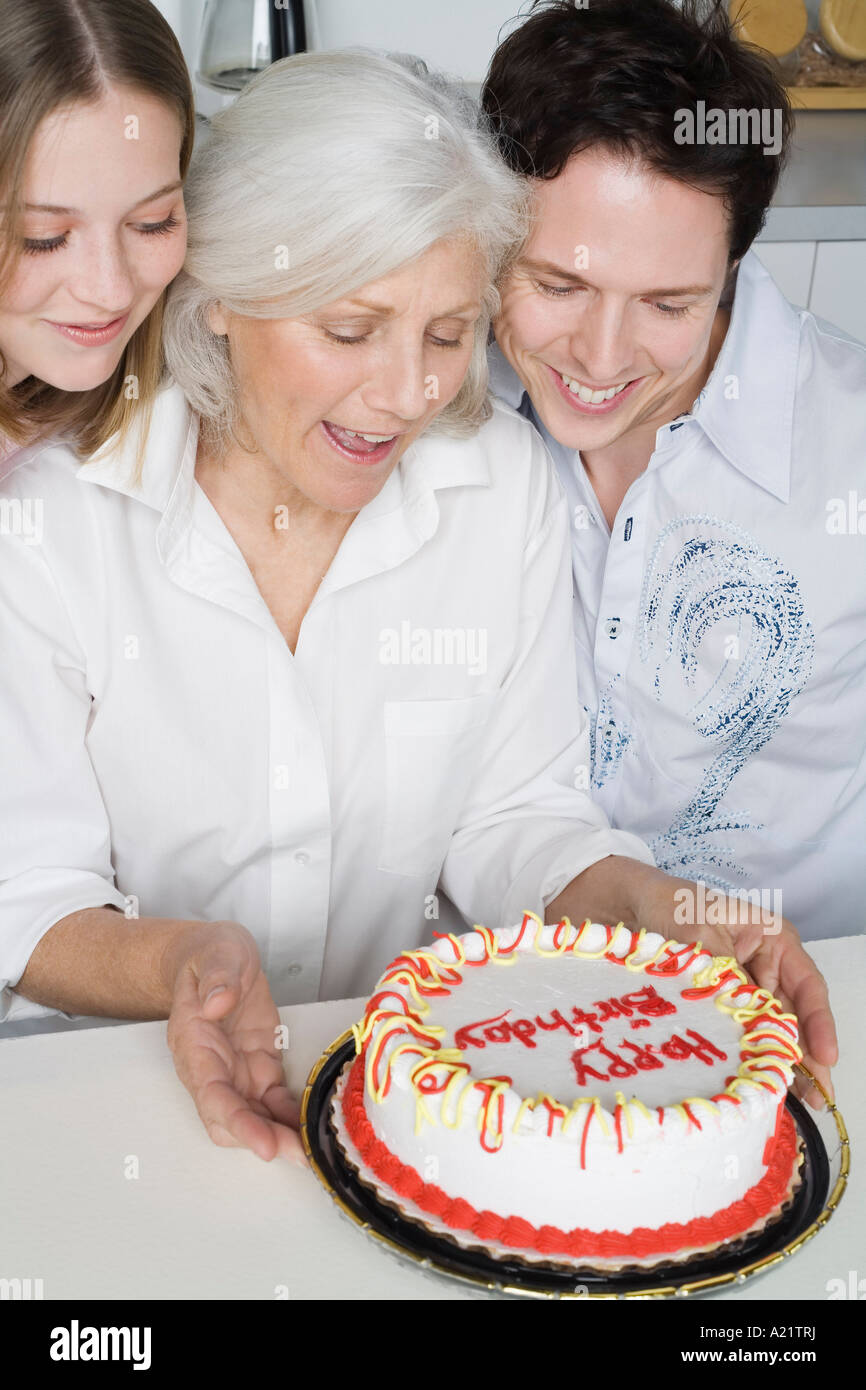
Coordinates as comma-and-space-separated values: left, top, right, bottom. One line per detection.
0, 52, 834, 1161
0, 0, 193, 475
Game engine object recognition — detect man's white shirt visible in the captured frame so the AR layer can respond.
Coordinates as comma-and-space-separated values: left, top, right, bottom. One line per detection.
489, 249, 866, 941
0, 382, 653, 1031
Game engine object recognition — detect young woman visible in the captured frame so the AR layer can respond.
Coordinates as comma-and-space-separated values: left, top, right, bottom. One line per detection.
0, 0, 194, 474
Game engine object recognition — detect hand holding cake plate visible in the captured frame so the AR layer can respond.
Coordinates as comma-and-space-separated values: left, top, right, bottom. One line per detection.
546, 859, 838, 1112
302, 913, 849, 1297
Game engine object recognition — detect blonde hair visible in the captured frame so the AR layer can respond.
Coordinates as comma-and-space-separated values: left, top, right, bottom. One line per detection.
0, 0, 195, 457
163, 50, 530, 457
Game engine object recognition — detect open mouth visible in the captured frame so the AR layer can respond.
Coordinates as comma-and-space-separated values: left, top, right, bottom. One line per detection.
321, 420, 401, 463
548, 364, 644, 414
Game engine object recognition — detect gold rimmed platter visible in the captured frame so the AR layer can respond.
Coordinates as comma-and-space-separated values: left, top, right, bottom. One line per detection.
300, 1030, 848, 1300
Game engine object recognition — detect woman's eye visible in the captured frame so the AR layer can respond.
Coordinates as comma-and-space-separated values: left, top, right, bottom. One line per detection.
23, 235, 67, 255
323, 329, 368, 345
135, 213, 180, 237
322, 329, 464, 347
21, 212, 179, 257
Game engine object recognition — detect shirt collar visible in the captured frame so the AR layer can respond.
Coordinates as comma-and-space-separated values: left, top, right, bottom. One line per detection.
688, 249, 798, 503
487, 336, 526, 411
75, 379, 492, 561
75, 381, 199, 565
486, 248, 800, 504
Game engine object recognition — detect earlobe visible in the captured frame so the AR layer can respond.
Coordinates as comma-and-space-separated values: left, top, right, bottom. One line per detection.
206, 302, 229, 336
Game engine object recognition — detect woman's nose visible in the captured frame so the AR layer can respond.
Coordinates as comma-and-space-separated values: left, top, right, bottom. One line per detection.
363, 341, 432, 422
66, 234, 136, 316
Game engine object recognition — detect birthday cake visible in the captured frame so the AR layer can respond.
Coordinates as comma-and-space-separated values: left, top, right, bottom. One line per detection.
330, 912, 804, 1271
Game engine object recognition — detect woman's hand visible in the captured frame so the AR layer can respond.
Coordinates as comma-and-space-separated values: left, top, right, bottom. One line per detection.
162, 921, 308, 1163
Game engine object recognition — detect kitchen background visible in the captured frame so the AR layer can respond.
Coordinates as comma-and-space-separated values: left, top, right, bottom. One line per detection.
153, 0, 866, 343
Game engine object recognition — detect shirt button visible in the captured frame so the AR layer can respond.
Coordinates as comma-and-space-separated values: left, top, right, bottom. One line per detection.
287, 962, 303, 977
605, 617, 621, 639
293, 849, 311, 866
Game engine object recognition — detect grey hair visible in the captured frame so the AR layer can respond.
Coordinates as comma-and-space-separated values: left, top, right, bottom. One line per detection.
162, 48, 530, 452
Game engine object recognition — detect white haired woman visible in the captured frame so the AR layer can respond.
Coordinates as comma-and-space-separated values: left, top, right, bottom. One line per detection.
0, 52, 828, 1161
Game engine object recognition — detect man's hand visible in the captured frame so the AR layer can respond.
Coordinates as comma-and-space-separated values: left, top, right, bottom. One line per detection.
702, 915, 837, 1111
630, 871, 838, 1110
547, 858, 839, 1110
162, 922, 307, 1163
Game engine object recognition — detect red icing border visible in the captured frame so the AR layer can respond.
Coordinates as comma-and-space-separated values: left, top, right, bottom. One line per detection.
341, 1054, 799, 1260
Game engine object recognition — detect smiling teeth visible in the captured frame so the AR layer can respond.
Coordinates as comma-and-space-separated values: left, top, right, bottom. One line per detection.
342, 429, 395, 442
560, 373, 630, 404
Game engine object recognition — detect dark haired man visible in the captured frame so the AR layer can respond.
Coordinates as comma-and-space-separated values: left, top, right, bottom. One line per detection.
483, 0, 864, 1095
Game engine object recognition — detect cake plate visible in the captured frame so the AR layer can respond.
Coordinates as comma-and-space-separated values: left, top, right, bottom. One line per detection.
300, 1029, 849, 1300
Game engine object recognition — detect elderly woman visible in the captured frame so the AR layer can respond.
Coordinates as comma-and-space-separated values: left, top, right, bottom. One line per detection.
0, 52, 829, 1161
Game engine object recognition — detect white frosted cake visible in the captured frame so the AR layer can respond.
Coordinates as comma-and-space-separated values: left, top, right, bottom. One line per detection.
331, 912, 804, 1270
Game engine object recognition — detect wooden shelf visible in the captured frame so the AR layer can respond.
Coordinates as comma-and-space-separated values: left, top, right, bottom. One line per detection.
787, 86, 866, 107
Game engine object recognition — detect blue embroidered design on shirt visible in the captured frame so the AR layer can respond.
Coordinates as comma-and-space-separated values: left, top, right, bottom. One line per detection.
587, 678, 631, 790
637, 515, 815, 888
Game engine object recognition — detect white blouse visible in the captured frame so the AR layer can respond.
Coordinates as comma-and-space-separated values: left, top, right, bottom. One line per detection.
0, 435, 30, 484
0, 382, 653, 1030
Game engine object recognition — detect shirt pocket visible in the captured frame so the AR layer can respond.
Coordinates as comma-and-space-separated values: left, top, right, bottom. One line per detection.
378, 694, 494, 877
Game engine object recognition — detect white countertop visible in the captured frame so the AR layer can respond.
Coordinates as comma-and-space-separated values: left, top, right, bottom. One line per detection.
1, 937, 861, 1300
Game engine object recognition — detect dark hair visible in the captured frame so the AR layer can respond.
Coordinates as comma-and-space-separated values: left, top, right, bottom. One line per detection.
481, 0, 793, 264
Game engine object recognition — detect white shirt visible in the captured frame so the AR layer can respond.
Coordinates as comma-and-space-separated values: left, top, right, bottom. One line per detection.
0, 382, 653, 1031
489, 249, 866, 941
0, 435, 36, 484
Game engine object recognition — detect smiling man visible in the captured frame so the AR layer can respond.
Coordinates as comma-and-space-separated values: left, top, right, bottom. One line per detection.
482, 0, 866, 942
